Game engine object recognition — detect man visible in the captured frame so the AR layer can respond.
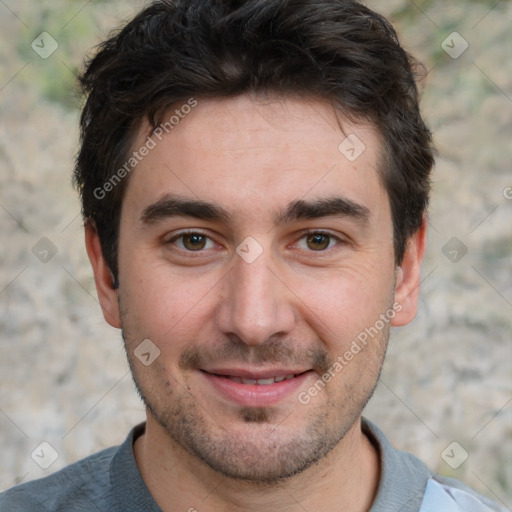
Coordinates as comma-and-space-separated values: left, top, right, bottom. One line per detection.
0, 0, 506, 510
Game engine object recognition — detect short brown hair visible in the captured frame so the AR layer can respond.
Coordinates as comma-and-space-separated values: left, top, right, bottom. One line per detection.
74, 0, 435, 285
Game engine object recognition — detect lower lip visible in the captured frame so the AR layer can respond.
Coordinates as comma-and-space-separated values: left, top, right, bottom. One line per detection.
201, 371, 313, 407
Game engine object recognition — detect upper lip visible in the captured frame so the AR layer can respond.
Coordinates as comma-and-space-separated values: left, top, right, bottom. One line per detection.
201, 368, 311, 379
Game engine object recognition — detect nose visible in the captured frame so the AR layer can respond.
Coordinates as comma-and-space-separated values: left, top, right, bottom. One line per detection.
215, 247, 296, 346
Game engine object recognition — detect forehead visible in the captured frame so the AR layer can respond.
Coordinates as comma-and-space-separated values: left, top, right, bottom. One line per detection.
123, 95, 386, 225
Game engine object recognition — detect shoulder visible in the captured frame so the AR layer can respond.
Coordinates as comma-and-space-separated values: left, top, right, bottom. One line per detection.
362, 418, 507, 512
423, 476, 509, 512
0, 445, 117, 512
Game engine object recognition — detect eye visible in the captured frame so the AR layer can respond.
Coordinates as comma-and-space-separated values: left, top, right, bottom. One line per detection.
168, 232, 215, 251
296, 231, 341, 251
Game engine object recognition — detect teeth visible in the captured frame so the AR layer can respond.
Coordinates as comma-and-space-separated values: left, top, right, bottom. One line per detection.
256, 378, 275, 385
226, 374, 296, 385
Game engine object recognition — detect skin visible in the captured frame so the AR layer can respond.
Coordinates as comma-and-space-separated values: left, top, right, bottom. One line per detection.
86, 94, 426, 511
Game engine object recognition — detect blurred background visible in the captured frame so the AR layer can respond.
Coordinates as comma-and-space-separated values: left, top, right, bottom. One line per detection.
0, 0, 511, 506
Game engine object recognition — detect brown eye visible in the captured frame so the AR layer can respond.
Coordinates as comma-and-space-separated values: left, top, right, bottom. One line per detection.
167, 231, 216, 253
306, 233, 331, 251
182, 233, 208, 251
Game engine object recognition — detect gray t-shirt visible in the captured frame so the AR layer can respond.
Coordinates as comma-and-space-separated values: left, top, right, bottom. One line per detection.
0, 419, 505, 511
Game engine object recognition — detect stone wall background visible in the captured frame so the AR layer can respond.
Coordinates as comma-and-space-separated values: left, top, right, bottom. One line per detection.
1, 0, 511, 506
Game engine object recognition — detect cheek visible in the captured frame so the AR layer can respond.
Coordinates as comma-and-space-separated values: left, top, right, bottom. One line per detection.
119, 256, 219, 347
293, 264, 394, 344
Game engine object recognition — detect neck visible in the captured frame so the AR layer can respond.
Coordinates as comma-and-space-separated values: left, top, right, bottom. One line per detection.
134, 414, 381, 512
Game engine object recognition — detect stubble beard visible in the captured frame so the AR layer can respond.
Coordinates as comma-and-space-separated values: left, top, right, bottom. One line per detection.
120, 300, 389, 484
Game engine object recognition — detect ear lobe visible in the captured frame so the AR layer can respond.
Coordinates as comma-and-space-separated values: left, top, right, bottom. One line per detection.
391, 217, 427, 327
84, 221, 122, 329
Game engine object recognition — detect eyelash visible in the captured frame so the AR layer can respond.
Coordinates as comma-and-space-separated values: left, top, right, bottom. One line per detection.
166, 230, 216, 252
299, 229, 343, 251
166, 229, 344, 254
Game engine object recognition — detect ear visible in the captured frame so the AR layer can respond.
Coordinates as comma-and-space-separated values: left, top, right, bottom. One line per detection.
391, 216, 427, 327
84, 221, 122, 328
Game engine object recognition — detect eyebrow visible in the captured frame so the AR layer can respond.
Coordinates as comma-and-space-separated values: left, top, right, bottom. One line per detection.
140, 194, 370, 226
274, 196, 370, 225
140, 195, 231, 224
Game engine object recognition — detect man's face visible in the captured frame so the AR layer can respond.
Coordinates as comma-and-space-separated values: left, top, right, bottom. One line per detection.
90, 95, 422, 482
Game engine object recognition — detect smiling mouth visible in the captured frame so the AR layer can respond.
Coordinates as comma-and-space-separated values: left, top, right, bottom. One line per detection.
202, 370, 311, 386
200, 369, 313, 406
